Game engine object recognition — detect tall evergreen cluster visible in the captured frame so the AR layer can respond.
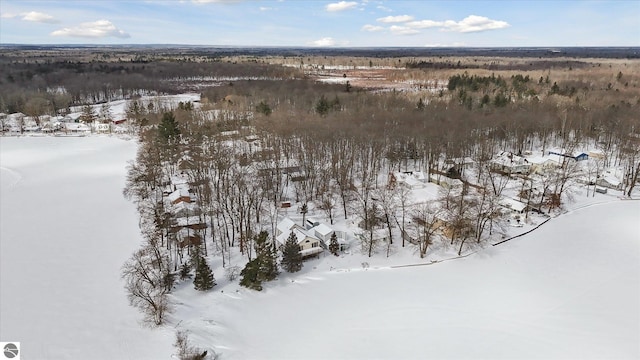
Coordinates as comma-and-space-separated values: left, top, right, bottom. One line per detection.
193, 248, 216, 291
281, 231, 303, 273
240, 231, 279, 291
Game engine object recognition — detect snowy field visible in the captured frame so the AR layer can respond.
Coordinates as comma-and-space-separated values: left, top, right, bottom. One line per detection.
1, 136, 638, 360
0, 136, 173, 359
177, 201, 640, 359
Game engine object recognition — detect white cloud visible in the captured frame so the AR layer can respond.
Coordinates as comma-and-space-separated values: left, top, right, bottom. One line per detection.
406, 20, 443, 29
376, 5, 392, 12
1, 12, 18, 19
361, 24, 384, 32
385, 15, 510, 35
377, 15, 414, 23
51, 20, 130, 39
326, 1, 358, 12
441, 15, 509, 33
308, 37, 336, 46
21, 11, 59, 24
389, 25, 420, 35
259, 6, 272, 11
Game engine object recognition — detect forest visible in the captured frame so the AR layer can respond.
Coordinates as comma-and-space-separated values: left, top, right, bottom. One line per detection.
2, 46, 638, 329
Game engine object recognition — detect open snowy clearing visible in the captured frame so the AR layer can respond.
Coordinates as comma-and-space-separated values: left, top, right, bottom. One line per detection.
176, 200, 639, 359
0, 136, 173, 359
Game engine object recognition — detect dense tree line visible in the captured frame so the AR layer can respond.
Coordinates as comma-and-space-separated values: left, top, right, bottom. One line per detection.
0, 56, 299, 114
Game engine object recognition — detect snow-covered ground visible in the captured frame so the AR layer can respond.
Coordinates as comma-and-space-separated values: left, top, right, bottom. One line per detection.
173, 199, 640, 359
1, 135, 638, 359
0, 136, 173, 359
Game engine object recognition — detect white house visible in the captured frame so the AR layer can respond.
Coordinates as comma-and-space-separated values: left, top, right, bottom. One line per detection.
429, 173, 464, 190
525, 154, 560, 175
276, 217, 303, 237
490, 152, 531, 175
64, 122, 91, 133
276, 226, 325, 258
276, 217, 338, 257
596, 170, 623, 190
445, 157, 475, 172
170, 201, 201, 218
389, 172, 427, 190
499, 197, 528, 214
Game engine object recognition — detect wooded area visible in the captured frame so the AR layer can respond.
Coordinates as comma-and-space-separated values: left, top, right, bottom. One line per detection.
3, 46, 637, 325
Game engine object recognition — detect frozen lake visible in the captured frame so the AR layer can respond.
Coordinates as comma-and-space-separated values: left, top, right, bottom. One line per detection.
0, 136, 173, 359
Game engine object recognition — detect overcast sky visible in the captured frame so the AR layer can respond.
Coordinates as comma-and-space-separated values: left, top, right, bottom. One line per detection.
0, 0, 638, 47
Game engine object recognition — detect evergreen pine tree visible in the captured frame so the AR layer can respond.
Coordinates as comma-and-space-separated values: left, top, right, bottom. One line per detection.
315, 95, 331, 116
256, 101, 272, 116
255, 231, 279, 281
158, 112, 180, 142
80, 105, 97, 124
193, 250, 216, 291
281, 231, 303, 273
329, 232, 340, 256
179, 261, 192, 281
239, 231, 279, 291
239, 258, 262, 290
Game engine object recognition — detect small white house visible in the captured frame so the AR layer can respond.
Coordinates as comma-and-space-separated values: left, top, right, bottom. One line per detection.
490, 152, 531, 175
499, 197, 528, 214
525, 153, 560, 174
64, 122, 91, 133
170, 201, 201, 218
276, 227, 325, 258
429, 173, 464, 189
596, 170, 623, 190
389, 172, 427, 190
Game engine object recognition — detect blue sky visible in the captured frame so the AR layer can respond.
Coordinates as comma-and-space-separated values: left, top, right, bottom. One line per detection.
0, 1, 638, 47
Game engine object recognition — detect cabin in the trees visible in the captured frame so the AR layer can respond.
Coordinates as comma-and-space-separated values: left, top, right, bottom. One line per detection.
499, 197, 528, 214
489, 152, 531, 175
170, 201, 201, 218
445, 157, 475, 176
525, 154, 560, 175
276, 217, 330, 258
596, 170, 623, 190
168, 188, 192, 205
429, 172, 464, 189
276, 228, 325, 258
389, 171, 427, 190
63, 122, 91, 133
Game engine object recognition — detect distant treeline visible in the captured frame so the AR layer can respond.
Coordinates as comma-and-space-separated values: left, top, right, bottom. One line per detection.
2, 45, 638, 59
0, 57, 299, 114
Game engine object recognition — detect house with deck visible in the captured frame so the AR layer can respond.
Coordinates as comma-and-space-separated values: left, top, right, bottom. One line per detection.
276, 217, 334, 258
276, 227, 325, 259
